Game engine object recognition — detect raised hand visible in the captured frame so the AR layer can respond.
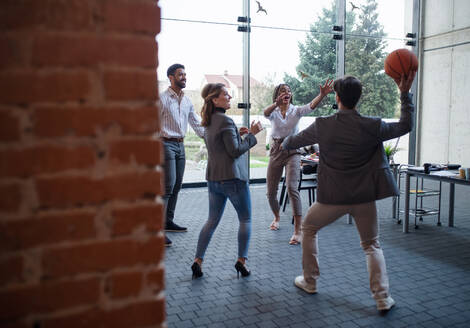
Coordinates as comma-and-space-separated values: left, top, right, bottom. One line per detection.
249, 120, 263, 135
275, 92, 289, 106
397, 70, 417, 93
319, 78, 334, 97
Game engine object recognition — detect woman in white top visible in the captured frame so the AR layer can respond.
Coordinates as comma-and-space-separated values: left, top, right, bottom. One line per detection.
264, 80, 333, 244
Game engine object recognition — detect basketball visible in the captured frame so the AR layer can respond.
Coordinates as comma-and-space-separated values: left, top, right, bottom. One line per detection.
384, 48, 418, 80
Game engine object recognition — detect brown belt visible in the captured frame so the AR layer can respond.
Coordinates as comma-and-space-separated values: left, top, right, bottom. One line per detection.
163, 137, 184, 143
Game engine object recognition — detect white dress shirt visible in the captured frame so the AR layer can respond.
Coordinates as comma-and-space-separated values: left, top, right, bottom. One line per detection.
159, 87, 205, 138
266, 104, 313, 139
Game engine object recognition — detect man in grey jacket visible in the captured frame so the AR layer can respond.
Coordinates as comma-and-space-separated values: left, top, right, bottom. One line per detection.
282, 72, 416, 311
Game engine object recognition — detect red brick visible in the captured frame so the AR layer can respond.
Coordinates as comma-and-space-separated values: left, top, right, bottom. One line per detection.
0, 109, 21, 142
117, 107, 159, 135
0, 321, 28, 328
33, 34, 100, 68
0, 210, 96, 251
0, 71, 90, 104
0, 36, 31, 68
43, 299, 165, 328
108, 271, 142, 299
0, 0, 91, 31
36, 171, 163, 208
103, 0, 160, 35
0, 145, 95, 178
0, 256, 23, 286
43, 0, 92, 30
112, 203, 163, 236
42, 236, 164, 278
0, 0, 44, 30
109, 138, 161, 166
0, 0, 93, 30
146, 267, 165, 293
104, 70, 157, 101
33, 35, 157, 68
0, 183, 21, 212
103, 37, 157, 68
33, 106, 158, 138
0, 277, 100, 320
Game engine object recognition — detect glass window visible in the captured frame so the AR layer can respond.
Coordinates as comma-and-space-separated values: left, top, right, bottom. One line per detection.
345, 0, 411, 164
157, 0, 243, 183
157, 0, 415, 184
250, 0, 337, 179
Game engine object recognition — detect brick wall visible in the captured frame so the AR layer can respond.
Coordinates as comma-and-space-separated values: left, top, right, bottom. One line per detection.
0, 1, 165, 327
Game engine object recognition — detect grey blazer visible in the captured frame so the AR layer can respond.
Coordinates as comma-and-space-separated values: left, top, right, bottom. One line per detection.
204, 111, 257, 182
283, 92, 414, 205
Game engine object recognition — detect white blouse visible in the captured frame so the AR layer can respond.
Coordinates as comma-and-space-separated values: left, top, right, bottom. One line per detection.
266, 104, 313, 139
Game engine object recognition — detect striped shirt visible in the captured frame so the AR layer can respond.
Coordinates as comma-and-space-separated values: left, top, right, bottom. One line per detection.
266, 103, 313, 139
158, 87, 204, 138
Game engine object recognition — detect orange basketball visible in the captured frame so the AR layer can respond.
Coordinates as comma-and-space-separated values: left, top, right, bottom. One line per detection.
384, 48, 418, 80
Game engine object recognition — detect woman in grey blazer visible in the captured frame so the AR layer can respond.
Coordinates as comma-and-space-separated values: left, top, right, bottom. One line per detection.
282, 72, 416, 311
191, 83, 263, 279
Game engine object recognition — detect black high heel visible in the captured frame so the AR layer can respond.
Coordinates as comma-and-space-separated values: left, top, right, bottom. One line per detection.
234, 261, 250, 278
191, 262, 203, 279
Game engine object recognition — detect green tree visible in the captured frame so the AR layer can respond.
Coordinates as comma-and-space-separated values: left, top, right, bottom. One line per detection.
251, 74, 277, 115
285, 0, 398, 118
346, 0, 398, 117
284, 5, 338, 116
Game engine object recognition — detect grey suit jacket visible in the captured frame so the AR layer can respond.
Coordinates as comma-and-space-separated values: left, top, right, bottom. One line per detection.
204, 111, 257, 182
283, 92, 414, 205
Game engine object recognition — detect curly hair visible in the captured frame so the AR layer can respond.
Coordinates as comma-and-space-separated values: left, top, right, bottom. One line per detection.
272, 84, 293, 104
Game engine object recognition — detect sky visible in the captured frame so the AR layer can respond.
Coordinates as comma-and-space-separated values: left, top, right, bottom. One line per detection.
157, 0, 406, 89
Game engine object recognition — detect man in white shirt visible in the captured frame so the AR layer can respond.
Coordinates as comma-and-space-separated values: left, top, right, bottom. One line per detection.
159, 64, 204, 246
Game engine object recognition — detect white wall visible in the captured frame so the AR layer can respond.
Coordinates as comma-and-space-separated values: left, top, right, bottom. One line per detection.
417, 0, 470, 167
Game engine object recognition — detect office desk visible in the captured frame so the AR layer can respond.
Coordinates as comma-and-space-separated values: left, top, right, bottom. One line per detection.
403, 169, 470, 232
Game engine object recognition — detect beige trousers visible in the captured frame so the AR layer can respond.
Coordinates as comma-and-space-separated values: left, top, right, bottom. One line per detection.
266, 140, 301, 216
302, 201, 390, 300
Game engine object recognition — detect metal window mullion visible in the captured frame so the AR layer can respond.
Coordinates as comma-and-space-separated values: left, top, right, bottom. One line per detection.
409, 0, 421, 165
242, 0, 251, 180
336, 0, 346, 78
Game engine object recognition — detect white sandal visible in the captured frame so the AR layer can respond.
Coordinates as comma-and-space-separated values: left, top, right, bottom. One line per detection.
289, 234, 301, 245
269, 220, 280, 230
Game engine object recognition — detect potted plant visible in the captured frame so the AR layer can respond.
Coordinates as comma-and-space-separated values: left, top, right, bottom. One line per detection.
384, 139, 400, 163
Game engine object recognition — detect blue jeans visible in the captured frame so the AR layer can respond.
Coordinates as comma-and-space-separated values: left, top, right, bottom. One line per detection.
195, 179, 252, 259
163, 140, 186, 224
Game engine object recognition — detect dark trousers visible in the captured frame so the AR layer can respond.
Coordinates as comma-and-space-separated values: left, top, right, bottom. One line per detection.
163, 140, 186, 224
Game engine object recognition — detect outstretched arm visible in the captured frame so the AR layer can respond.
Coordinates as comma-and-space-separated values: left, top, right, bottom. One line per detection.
297, 79, 334, 115
379, 71, 417, 141
282, 121, 318, 150
308, 78, 334, 109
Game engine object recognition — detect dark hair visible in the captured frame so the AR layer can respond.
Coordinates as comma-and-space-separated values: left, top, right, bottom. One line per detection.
167, 63, 185, 77
272, 84, 293, 104
200, 83, 225, 127
333, 76, 362, 109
